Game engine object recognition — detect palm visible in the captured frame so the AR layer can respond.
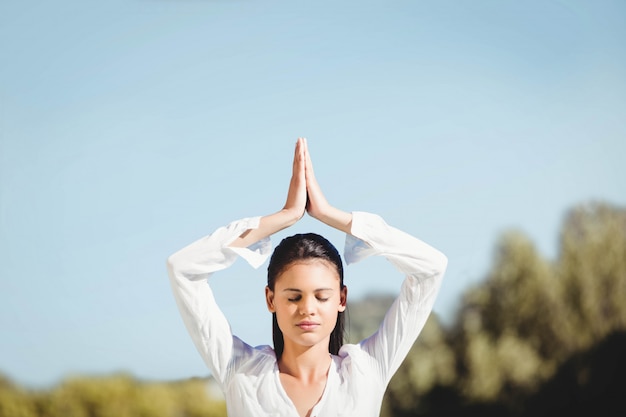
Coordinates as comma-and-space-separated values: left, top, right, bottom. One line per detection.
284, 138, 307, 217
303, 140, 329, 219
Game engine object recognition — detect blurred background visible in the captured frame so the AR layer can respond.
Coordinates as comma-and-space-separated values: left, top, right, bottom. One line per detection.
1, 0, 625, 416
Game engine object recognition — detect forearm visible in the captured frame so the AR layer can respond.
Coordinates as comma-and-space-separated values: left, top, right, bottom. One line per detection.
311, 206, 353, 235
348, 211, 448, 277
301, 138, 353, 234
229, 208, 301, 248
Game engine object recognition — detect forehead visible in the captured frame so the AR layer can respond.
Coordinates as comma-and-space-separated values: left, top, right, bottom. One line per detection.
275, 260, 340, 288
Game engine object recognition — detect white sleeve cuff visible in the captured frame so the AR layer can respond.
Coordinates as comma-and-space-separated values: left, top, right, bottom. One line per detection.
227, 237, 272, 269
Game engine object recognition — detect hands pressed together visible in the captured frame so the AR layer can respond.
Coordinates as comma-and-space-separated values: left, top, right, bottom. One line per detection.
283, 138, 328, 221
283, 138, 352, 233
230, 138, 352, 249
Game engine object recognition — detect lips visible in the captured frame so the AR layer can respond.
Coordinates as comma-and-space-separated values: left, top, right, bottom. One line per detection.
296, 321, 320, 331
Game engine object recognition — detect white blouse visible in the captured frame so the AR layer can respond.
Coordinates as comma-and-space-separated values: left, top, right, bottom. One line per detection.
167, 211, 447, 417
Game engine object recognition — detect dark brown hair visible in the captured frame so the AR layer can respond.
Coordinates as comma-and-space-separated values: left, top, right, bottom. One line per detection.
267, 233, 345, 359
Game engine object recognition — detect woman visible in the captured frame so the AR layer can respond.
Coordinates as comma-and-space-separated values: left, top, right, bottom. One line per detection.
167, 138, 447, 417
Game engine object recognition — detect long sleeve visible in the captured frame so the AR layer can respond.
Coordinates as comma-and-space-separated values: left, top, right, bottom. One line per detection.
166, 216, 272, 387
343, 211, 448, 384
166, 211, 447, 417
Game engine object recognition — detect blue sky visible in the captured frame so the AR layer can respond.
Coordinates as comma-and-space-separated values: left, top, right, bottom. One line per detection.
1, 0, 624, 388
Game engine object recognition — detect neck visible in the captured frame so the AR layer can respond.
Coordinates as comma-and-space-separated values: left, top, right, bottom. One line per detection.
279, 341, 332, 382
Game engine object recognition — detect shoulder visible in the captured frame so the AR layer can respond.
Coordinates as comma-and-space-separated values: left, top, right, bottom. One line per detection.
231, 337, 278, 371
233, 336, 276, 357
336, 342, 376, 369
333, 343, 387, 388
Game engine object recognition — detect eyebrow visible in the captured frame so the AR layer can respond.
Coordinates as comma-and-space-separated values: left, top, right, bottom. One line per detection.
282, 288, 334, 293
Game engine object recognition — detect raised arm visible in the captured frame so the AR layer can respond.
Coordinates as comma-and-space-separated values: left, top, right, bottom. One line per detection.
347, 212, 447, 384
303, 138, 353, 234
230, 137, 308, 248
167, 138, 309, 387
301, 140, 447, 384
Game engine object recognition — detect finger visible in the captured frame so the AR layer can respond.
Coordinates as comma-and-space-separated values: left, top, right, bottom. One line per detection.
297, 138, 306, 173
303, 138, 313, 174
293, 138, 303, 173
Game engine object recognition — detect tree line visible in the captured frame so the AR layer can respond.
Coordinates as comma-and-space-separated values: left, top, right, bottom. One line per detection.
0, 374, 225, 417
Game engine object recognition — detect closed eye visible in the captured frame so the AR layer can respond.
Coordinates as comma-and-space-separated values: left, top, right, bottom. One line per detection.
284, 288, 334, 303
287, 296, 329, 302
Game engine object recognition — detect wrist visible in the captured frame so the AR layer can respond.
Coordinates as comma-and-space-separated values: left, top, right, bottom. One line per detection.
309, 206, 352, 234
280, 207, 304, 227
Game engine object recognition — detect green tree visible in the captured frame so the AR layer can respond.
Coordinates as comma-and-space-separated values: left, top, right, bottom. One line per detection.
382, 314, 456, 415
557, 202, 626, 350
382, 201, 626, 416
453, 201, 626, 411
346, 293, 396, 343
0, 375, 37, 417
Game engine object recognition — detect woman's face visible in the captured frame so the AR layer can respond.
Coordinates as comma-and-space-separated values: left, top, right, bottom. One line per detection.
266, 259, 347, 352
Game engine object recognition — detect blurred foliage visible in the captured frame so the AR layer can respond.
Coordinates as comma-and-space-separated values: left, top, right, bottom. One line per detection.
2, 201, 624, 416
0, 374, 225, 417
346, 293, 397, 343
381, 201, 626, 417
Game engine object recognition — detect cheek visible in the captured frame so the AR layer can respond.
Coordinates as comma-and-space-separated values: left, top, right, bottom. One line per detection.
273, 304, 299, 332
274, 300, 297, 316
321, 300, 342, 315
326, 303, 342, 316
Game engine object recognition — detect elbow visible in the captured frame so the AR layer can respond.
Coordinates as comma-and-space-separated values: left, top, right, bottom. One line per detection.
166, 252, 181, 276
433, 250, 448, 278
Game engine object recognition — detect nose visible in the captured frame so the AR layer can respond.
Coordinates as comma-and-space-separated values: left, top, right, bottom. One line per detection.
298, 295, 316, 316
